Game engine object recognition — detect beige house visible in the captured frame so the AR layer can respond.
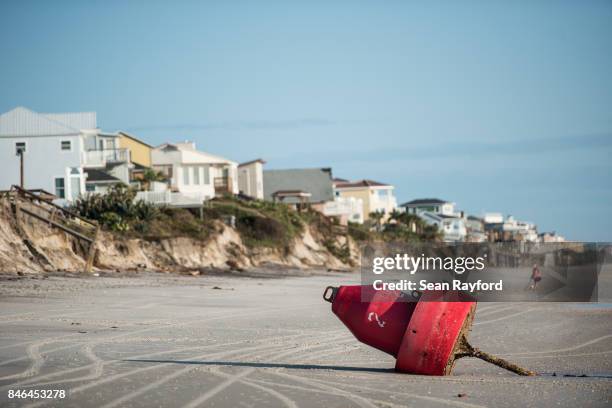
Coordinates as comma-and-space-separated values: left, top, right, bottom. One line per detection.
334, 179, 397, 222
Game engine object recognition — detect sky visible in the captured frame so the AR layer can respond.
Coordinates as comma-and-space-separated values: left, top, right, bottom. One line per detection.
1, 0, 611, 241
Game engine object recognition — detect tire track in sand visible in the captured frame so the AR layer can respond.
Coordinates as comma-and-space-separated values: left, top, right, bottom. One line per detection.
4, 303, 319, 391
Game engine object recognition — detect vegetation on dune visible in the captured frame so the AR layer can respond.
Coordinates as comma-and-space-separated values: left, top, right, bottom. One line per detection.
72, 185, 213, 239
349, 209, 442, 243
72, 185, 159, 232
72, 189, 312, 247
72, 186, 441, 255
202, 197, 307, 249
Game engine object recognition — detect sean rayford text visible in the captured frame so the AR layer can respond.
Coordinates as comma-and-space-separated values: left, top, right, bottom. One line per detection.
372, 279, 503, 292
371, 254, 487, 275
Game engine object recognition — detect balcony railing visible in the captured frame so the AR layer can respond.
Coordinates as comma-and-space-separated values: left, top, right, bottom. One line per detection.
322, 197, 364, 224
135, 191, 211, 207
214, 177, 233, 195
84, 148, 130, 167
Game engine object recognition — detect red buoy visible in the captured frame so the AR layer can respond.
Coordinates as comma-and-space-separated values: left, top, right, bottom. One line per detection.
395, 291, 475, 375
325, 285, 418, 357
324, 285, 534, 376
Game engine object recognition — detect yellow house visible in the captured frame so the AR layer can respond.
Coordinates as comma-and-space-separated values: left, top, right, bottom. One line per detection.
118, 131, 152, 168
334, 179, 397, 222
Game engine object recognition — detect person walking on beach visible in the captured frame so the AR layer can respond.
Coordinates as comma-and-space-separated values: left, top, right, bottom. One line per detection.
529, 263, 542, 290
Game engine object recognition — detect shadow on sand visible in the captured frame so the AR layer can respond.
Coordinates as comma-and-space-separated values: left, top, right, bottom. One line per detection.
123, 359, 394, 374
123, 360, 612, 379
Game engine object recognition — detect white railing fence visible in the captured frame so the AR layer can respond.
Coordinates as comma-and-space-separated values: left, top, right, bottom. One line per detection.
84, 149, 130, 167
135, 191, 210, 207
323, 197, 364, 223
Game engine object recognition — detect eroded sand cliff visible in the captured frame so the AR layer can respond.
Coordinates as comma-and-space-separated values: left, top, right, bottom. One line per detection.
0, 199, 356, 274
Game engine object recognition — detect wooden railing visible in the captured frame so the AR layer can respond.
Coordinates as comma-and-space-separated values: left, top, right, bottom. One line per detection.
214, 177, 233, 194
7, 185, 99, 272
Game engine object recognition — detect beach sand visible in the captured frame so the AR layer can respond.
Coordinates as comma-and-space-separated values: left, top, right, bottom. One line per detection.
0, 270, 610, 407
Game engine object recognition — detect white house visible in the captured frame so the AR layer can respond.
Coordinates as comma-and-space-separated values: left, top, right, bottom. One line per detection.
400, 198, 458, 217
466, 215, 487, 242
398, 198, 466, 240
0, 107, 129, 202
419, 212, 467, 242
323, 196, 364, 224
149, 141, 238, 203
483, 212, 504, 224
500, 216, 538, 242
483, 213, 539, 242
238, 159, 265, 200
539, 232, 565, 243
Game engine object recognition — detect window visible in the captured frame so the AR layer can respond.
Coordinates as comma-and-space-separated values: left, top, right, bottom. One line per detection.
374, 189, 387, 199
55, 177, 65, 199
182, 167, 189, 185
193, 166, 200, 185
15, 142, 26, 155
70, 176, 81, 199
61, 140, 71, 151
203, 166, 210, 185
86, 184, 95, 192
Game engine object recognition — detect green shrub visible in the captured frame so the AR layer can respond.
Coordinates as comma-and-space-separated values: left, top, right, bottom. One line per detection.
323, 238, 351, 264
348, 222, 371, 242
203, 198, 307, 248
144, 207, 213, 240
72, 184, 159, 232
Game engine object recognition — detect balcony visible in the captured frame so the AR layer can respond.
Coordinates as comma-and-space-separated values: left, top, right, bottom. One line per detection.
84, 148, 130, 167
323, 197, 364, 224
135, 191, 211, 207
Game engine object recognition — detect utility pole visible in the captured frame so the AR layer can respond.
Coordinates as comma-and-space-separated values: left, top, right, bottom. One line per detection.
16, 146, 25, 188
19, 151, 24, 188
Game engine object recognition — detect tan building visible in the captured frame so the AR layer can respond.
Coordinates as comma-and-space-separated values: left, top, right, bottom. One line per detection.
118, 131, 152, 168
334, 179, 397, 222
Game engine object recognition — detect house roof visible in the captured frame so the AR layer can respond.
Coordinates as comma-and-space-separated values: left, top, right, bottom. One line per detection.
400, 198, 449, 207
333, 177, 349, 183
118, 131, 153, 148
132, 162, 150, 171
44, 111, 97, 131
0, 107, 96, 137
335, 179, 391, 188
263, 168, 334, 203
85, 169, 121, 183
239, 158, 266, 167
155, 142, 237, 165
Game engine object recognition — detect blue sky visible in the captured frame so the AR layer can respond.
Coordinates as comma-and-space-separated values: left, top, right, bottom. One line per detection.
1, 1, 611, 240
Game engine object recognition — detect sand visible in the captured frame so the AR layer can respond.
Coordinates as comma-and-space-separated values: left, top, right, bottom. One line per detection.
0, 270, 610, 407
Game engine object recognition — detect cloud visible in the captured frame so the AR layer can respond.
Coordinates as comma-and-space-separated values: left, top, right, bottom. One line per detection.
271, 133, 612, 165
124, 118, 335, 132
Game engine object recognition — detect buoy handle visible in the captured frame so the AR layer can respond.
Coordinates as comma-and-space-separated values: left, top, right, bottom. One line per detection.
323, 286, 338, 303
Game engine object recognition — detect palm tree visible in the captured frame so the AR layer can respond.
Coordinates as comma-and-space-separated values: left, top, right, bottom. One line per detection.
142, 169, 167, 191
369, 210, 385, 232
389, 208, 403, 222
